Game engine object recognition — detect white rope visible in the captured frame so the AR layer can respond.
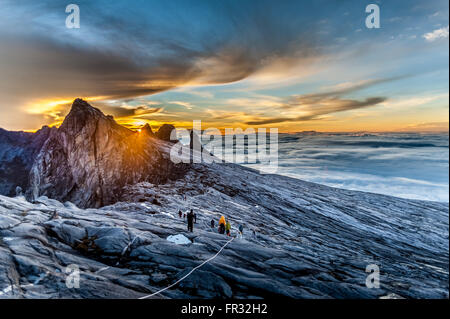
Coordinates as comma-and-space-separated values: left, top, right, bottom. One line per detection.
95, 235, 138, 274
95, 266, 110, 275
117, 236, 138, 265
139, 236, 235, 299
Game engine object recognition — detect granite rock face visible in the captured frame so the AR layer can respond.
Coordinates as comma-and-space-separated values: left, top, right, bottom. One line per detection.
0, 99, 188, 208
0, 163, 448, 299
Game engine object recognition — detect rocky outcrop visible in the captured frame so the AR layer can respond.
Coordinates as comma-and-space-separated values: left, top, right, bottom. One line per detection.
156, 124, 177, 142
0, 99, 199, 209
0, 126, 55, 196
28, 99, 188, 208
141, 124, 154, 137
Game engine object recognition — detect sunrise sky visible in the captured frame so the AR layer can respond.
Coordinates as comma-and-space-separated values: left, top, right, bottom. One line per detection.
0, 0, 448, 133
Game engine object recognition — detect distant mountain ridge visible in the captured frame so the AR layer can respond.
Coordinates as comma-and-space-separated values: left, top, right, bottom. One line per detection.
0, 98, 188, 208
0, 125, 55, 197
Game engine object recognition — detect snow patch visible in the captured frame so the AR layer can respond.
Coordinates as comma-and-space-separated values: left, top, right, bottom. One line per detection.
167, 234, 191, 245
160, 211, 174, 219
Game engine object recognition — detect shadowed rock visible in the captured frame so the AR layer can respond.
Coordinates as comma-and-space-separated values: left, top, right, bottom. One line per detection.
0, 125, 55, 197
156, 124, 177, 143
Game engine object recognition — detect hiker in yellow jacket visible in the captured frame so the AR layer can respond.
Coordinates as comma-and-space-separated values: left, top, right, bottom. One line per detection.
218, 215, 226, 234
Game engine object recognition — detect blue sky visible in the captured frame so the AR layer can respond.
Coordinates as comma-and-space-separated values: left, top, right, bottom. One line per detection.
0, 0, 448, 132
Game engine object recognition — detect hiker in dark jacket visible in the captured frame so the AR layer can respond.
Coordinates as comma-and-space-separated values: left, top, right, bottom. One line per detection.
194, 212, 197, 223
210, 219, 215, 228
238, 224, 244, 239
178, 210, 182, 218
187, 210, 194, 232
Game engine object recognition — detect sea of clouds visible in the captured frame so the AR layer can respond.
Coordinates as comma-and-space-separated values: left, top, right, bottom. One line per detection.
205, 132, 449, 202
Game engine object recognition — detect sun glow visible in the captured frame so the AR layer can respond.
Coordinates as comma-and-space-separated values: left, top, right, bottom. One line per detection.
26, 96, 109, 115
26, 99, 73, 115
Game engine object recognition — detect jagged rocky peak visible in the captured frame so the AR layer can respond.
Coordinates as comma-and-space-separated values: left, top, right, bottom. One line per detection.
59, 98, 125, 136
63, 98, 103, 122
27, 98, 189, 208
141, 123, 154, 136
72, 97, 96, 111
0, 98, 191, 207
156, 124, 177, 142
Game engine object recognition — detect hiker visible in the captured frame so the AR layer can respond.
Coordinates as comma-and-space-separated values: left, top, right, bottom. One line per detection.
210, 219, 215, 228
194, 212, 197, 223
226, 220, 231, 236
218, 215, 226, 234
178, 210, 182, 218
238, 224, 244, 239
187, 210, 195, 232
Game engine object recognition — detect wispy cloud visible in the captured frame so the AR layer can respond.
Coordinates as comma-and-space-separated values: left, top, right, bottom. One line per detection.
246, 97, 386, 125
0, 0, 448, 132
244, 78, 395, 125
169, 101, 194, 110
423, 25, 449, 41
398, 121, 449, 132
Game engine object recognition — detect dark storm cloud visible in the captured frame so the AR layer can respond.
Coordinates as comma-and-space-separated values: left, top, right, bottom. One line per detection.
0, 0, 322, 109
0, 34, 193, 101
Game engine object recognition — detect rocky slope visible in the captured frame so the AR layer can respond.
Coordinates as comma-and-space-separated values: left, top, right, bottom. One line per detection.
0, 163, 448, 299
0, 99, 448, 299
